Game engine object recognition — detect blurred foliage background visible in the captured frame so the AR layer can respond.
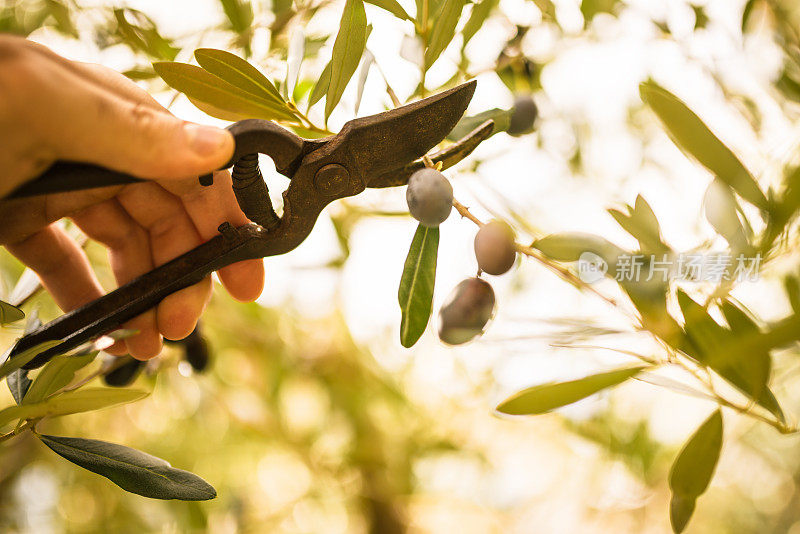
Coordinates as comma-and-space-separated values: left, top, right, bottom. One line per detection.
5, 0, 800, 533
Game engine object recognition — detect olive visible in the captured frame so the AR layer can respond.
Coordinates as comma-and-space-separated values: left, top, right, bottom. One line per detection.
474, 220, 517, 275
438, 277, 496, 345
103, 357, 146, 387
406, 168, 453, 227
507, 95, 538, 136
182, 327, 211, 373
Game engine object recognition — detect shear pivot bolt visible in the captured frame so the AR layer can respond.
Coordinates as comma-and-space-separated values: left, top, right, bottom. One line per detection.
314, 164, 349, 196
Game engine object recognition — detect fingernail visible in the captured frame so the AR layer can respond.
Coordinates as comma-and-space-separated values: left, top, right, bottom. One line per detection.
184, 123, 231, 156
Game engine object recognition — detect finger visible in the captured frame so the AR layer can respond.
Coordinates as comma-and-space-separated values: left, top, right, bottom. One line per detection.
180, 170, 265, 301
24, 60, 233, 183
5, 224, 104, 312
116, 183, 212, 340
70, 199, 163, 359
24, 40, 164, 112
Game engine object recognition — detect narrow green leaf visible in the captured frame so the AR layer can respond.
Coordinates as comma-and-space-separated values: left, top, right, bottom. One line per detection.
0, 300, 25, 324
640, 82, 767, 210
741, 0, 757, 33
187, 98, 252, 122
39, 435, 216, 500
608, 198, 666, 253
668, 410, 723, 533
0, 388, 148, 429
285, 28, 305, 99
447, 107, 512, 140
194, 48, 284, 104
354, 49, 374, 114
365, 0, 413, 20
219, 0, 254, 33
703, 179, 748, 249
23, 352, 97, 405
424, 0, 467, 69
309, 61, 332, 107
719, 300, 770, 405
0, 341, 63, 380
7, 369, 31, 405
153, 62, 298, 122
326, 0, 368, 119
784, 276, 800, 314
398, 224, 439, 348
533, 232, 623, 266
676, 289, 729, 365
461, 0, 499, 49
113, 9, 179, 61
496, 366, 647, 415
677, 291, 782, 420
670, 494, 696, 534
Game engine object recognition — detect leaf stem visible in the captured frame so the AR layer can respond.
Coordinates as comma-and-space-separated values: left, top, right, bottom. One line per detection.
0, 419, 38, 444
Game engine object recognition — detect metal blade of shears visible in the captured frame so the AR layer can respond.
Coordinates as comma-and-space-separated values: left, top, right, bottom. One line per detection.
333, 80, 476, 184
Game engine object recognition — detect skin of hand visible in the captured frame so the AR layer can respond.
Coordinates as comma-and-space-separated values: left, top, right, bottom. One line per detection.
0, 35, 265, 359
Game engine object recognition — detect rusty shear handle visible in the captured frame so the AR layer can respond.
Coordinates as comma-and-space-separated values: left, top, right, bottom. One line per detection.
10, 223, 268, 369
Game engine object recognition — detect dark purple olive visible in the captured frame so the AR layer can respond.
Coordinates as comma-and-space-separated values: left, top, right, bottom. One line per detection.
181, 327, 211, 373
406, 168, 453, 227
474, 220, 517, 275
103, 357, 146, 387
438, 277, 496, 345
507, 96, 538, 136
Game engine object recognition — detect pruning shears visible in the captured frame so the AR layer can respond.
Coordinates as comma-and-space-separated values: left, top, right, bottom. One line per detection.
5, 80, 492, 369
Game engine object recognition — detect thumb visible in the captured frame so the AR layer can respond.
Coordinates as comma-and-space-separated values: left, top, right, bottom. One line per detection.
40, 69, 233, 181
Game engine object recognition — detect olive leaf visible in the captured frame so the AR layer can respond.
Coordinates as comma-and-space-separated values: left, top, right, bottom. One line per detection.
309, 61, 332, 107
0, 300, 25, 325
7, 369, 31, 405
640, 82, 768, 210
447, 108, 513, 140
785, 276, 800, 314
676, 291, 782, 421
354, 49, 374, 114
496, 365, 647, 415
194, 48, 284, 105
284, 27, 305, 99
461, 0, 499, 50
533, 232, 624, 266
669, 410, 723, 533
703, 179, 748, 249
0, 388, 148, 429
609, 195, 667, 252
0, 340, 63, 380
219, 0, 254, 33
23, 352, 97, 405
153, 62, 298, 122
38, 435, 216, 500
719, 300, 770, 405
398, 224, 439, 348
424, 0, 467, 69
112, 9, 179, 61
326, 0, 368, 120
365, 0, 413, 21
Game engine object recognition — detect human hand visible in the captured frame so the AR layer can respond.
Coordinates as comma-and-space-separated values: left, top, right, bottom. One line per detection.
0, 35, 265, 359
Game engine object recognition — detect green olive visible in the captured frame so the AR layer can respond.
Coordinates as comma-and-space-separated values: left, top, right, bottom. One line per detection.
406, 168, 454, 227
474, 220, 517, 275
